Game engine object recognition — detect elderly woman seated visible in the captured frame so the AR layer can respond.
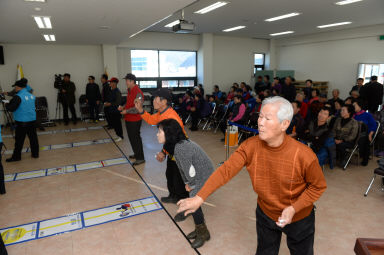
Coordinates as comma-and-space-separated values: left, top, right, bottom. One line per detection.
304, 106, 336, 168
353, 99, 378, 166
332, 104, 359, 168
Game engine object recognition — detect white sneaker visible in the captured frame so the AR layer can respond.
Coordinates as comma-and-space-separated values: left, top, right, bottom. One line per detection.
114, 137, 122, 142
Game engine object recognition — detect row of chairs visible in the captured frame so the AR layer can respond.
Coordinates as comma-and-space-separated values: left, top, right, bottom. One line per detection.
189, 103, 260, 144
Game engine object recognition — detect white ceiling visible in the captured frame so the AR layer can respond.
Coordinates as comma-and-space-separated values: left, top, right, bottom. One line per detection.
148, 0, 384, 39
0, 0, 196, 44
0, 0, 383, 44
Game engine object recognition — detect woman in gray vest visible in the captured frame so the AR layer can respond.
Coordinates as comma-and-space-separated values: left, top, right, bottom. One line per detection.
157, 118, 214, 249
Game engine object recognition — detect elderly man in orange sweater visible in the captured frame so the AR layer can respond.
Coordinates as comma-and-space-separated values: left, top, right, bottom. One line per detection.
177, 96, 327, 255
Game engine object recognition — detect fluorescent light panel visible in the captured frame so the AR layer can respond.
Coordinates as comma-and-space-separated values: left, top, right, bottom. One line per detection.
33, 16, 52, 29
317, 21, 351, 28
34, 17, 45, 28
223, 26, 246, 32
165, 20, 180, 28
335, 0, 363, 5
265, 12, 301, 22
194, 1, 228, 14
270, 31, 294, 36
43, 34, 55, 41
43, 17, 52, 29
24, 0, 46, 2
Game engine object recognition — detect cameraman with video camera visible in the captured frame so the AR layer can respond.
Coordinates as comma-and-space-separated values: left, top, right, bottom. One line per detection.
55, 73, 77, 125
5, 78, 39, 162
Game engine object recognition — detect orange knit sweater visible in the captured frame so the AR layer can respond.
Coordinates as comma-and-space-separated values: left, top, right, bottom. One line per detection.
197, 135, 327, 222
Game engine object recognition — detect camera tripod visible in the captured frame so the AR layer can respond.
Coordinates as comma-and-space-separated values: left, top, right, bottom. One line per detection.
55, 92, 62, 122
0, 86, 15, 137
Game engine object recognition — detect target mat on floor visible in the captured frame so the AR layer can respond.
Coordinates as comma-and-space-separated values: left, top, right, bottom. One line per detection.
4, 157, 129, 182
2, 126, 103, 138
0, 196, 162, 246
4, 138, 113, 155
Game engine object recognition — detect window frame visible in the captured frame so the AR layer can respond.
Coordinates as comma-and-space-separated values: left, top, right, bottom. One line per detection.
131, 49, 198, 92
253, 53, 265, 74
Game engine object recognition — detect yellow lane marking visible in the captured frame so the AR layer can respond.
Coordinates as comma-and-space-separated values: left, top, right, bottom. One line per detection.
24, 202, 159, 233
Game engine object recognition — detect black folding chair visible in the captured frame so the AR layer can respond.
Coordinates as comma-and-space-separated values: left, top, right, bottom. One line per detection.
364, 167, 384, 196
343, 121, 364, 170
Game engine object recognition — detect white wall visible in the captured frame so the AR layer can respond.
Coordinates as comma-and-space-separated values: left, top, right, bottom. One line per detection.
0, 44, 103, 121
276, 24, 384, 98
212, 35, 269, 93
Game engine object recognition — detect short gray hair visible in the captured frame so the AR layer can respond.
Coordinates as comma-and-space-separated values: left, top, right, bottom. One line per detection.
261, 96, 293, 122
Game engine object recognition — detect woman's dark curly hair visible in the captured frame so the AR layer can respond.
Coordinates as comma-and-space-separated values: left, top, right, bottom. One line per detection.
158, 119, 187, 155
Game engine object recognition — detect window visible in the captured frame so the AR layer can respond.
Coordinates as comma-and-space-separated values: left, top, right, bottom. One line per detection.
358, 63, 384, 84
179, 80, 195, 87
131, 49, 197, 90
162, 80, 178, 88
138, 80, 157, 89
131, 50, 158, 77
254, 53, 265, 74
159, 51, 196, 77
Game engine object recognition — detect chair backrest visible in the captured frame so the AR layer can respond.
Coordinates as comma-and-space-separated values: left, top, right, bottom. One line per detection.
210, 103, 216, 115
79, 94, 87, 104
214, 104, 226, 120
240, 106, 252, 123
35, 96, 48, 107
354, 121, 365, 146
370, 120, 381, 146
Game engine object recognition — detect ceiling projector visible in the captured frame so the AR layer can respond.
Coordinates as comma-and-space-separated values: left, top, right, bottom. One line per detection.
172, 20, 195, 33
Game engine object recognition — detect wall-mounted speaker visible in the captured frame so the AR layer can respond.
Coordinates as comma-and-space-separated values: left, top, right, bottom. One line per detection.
0, 46, 4, 65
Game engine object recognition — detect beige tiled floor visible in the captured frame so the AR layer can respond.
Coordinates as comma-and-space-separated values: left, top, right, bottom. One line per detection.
1, 120, 384, 254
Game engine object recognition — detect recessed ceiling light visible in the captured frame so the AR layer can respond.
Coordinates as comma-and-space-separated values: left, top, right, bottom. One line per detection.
99, 26, 110, 30
43, 34, 55, 41
194, 1, 228, 14
270, 31, 294, 36
335, 0, 363, 5
33, 16, 52, 29
165, 20, 180, 28
34, 7, 42, 11
317, 21, 352, 28
265, 12, 301, 22
223, 26, 246, 32
24, 0, 46, 2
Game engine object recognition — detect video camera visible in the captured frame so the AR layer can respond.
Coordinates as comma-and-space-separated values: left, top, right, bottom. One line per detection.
54, 74, 63, 90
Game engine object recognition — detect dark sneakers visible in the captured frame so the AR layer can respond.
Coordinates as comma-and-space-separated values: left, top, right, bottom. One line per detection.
129, 155, 136, 159
160, 196, 179, 204
6, 157, 21, 162
132, 159, 145, 166
174, 211, 191, 222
